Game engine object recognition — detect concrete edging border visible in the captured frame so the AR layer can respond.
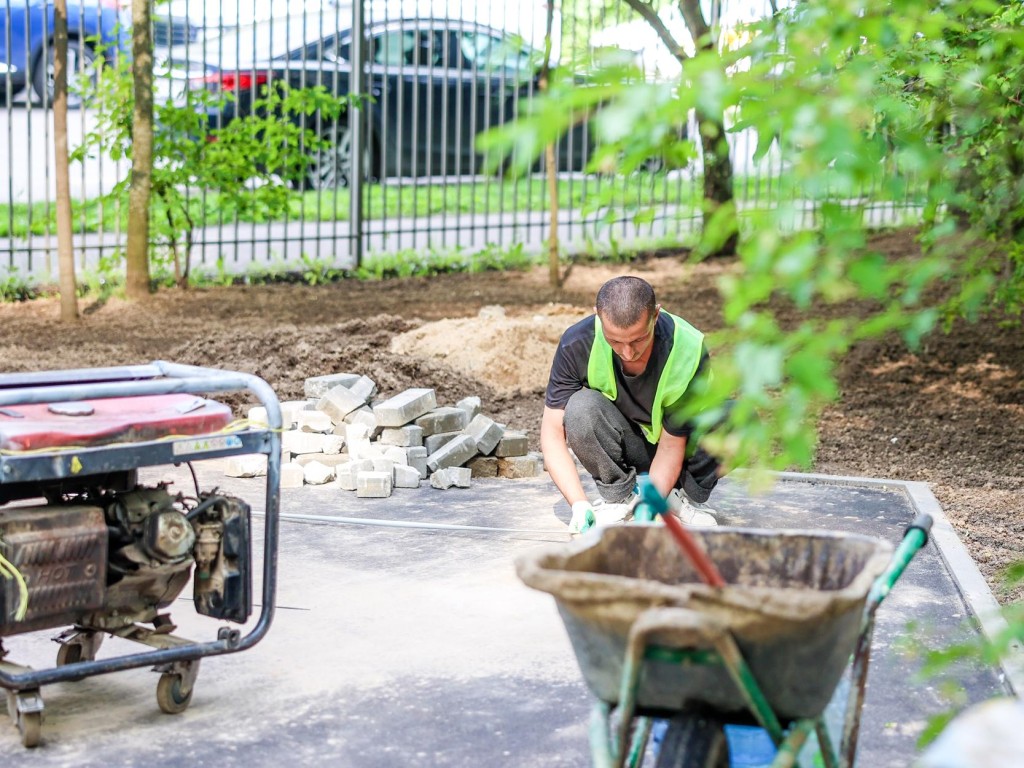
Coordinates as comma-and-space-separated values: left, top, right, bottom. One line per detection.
774, 470, 1024, 695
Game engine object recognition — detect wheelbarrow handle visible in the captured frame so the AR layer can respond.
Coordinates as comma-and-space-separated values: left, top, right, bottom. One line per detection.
637, 479, 726, 588
868, 512, 933, 612
842, 513, 934, 767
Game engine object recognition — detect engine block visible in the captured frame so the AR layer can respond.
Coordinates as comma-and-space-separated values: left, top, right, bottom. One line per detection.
0, 505, 108, 635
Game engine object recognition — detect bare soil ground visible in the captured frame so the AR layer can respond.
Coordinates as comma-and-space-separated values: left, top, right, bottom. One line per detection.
2, 228, 1021, 602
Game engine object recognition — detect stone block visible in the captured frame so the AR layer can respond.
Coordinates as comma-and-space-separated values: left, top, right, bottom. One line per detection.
407, 446, 428, 479
450, 467, 472, 488
304, 372, 360, 400
335, 459, 374, 491
280, 461, 305, 488
371, 458, 395, 475
373, 388, 437, 428
349, 375, 378, 403
495, 430, 529, 458
466, 413, 505, 455
318, 384, 369, 425
322, 434, 345, 455
467, 456, 499, 478
424, 431, 461, 455
430, 467, 472, 490
295, 452, 350, 468
380, 425, 424, 447
303, 461, 335, 486
225, 454, 267, 478
455, 396, 481, 422
344, 406, 380, 437
282, 430, 329, 456
349, 438, 383, 462
345, 422, 371, 442
246, 406, 268, 428
498, 455, 540, 479
279, 400, 309, 429
296, 409, 335, 434
426, 434, 479, 472
430, 468, 455, 490
414, 407, 469, 437
382, 446, 408, 466
393, 464, 421, 489
356, 471, 393, 498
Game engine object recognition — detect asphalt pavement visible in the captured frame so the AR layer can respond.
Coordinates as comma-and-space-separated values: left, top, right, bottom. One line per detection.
0, 464, 1015, 767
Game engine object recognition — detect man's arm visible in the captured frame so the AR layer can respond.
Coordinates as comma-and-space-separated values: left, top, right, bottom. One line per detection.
648, 430, 687, 498
540, 405, 589, 507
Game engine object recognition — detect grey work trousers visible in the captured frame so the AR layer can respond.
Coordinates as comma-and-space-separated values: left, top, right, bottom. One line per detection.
563, 387, 721, 504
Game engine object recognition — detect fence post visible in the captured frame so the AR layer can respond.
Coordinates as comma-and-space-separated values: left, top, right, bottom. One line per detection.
349, 0, 366, 269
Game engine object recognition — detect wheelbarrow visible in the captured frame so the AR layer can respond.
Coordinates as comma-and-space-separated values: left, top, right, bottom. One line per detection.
516, 511, 932, 767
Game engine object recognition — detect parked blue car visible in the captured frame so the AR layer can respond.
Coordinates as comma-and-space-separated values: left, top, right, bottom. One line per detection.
0, 0, 131, 107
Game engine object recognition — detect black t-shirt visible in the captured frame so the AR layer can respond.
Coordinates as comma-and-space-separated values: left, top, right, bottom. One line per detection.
544, 312, 708, 439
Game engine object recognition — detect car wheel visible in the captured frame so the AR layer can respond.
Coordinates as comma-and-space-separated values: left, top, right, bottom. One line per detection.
32, 38, 97, 109
306, 122, 378, 190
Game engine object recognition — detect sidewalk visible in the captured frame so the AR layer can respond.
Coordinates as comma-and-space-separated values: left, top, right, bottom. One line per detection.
1, 468, 1011, 766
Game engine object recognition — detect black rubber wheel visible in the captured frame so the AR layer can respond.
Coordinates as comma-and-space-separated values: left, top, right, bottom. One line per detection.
156, 673, 193, 715
304, 121, 379, 190
654, 714, 730, 768
55, 643, 84, 667
32, 38, 97, 108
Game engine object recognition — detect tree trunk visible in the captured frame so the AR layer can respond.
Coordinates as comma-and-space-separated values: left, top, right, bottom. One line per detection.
125, 0, 154, 300
699, 116, 739, 255
542, 0, 560, 288
53, 0, 78, 321
680, 0, 737, 256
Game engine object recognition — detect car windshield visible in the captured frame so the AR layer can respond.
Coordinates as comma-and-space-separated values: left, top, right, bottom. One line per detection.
330, 23, 537, 74
459, 31, 535, 73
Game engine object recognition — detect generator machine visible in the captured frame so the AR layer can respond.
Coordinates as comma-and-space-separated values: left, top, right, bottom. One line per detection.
0, 362, 282, 747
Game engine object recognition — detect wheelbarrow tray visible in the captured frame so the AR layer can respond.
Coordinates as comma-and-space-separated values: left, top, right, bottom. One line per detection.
516, 524, 893, 720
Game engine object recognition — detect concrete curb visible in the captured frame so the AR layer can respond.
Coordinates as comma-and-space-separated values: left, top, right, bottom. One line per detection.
774, 470, 1024, 696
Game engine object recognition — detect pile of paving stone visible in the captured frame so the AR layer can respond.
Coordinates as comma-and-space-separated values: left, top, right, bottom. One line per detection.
224, 372, 542, 497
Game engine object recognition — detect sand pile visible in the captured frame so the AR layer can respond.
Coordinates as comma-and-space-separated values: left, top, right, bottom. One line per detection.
390, 304, 588, 396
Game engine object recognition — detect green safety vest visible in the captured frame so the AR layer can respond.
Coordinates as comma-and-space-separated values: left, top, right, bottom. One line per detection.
587, 311, 704, 444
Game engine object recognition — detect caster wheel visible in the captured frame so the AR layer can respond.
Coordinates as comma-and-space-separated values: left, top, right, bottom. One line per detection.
56, 643, 84, 667
17, 711, 41, 748
156, 673, 193, 714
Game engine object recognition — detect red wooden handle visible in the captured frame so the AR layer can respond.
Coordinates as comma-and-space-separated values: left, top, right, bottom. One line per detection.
660, 512, 726, 587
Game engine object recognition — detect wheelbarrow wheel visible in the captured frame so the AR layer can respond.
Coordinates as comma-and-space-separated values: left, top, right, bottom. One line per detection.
654, 714, 729, 768
156, 673, 193, 715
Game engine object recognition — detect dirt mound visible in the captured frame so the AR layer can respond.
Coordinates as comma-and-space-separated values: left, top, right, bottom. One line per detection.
389, 304, 588, 397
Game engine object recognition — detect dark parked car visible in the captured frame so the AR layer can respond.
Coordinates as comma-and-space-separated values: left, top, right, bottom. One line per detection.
185, 16, 592, 188
0, 0, 130, 107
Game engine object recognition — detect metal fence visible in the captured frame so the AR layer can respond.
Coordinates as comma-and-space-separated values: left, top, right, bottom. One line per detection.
1, 0, 921, 282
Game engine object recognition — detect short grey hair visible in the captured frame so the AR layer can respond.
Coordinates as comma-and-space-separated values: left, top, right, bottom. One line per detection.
595, 276, 657, 327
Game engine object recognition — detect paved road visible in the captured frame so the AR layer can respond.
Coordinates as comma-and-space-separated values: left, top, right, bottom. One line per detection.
0, 102, 124, 206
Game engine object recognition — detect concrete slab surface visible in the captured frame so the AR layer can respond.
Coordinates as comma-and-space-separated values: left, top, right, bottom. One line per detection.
0, 464, 1013, 767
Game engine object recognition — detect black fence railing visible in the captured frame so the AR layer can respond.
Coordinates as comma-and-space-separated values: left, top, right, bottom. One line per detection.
0, 0, 922, 282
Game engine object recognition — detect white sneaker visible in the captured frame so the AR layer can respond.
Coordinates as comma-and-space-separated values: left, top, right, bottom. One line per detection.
592, 496, 637, 526
668, 489, 719, 527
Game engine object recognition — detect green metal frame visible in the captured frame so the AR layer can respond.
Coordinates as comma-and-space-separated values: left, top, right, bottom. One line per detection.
587, 516, 933, 768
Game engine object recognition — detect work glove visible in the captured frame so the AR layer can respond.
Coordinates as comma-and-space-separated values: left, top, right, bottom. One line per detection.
569, 500, 596, 535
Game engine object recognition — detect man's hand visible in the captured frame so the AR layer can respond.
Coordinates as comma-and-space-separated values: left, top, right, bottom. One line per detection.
569, 500, 596, 534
